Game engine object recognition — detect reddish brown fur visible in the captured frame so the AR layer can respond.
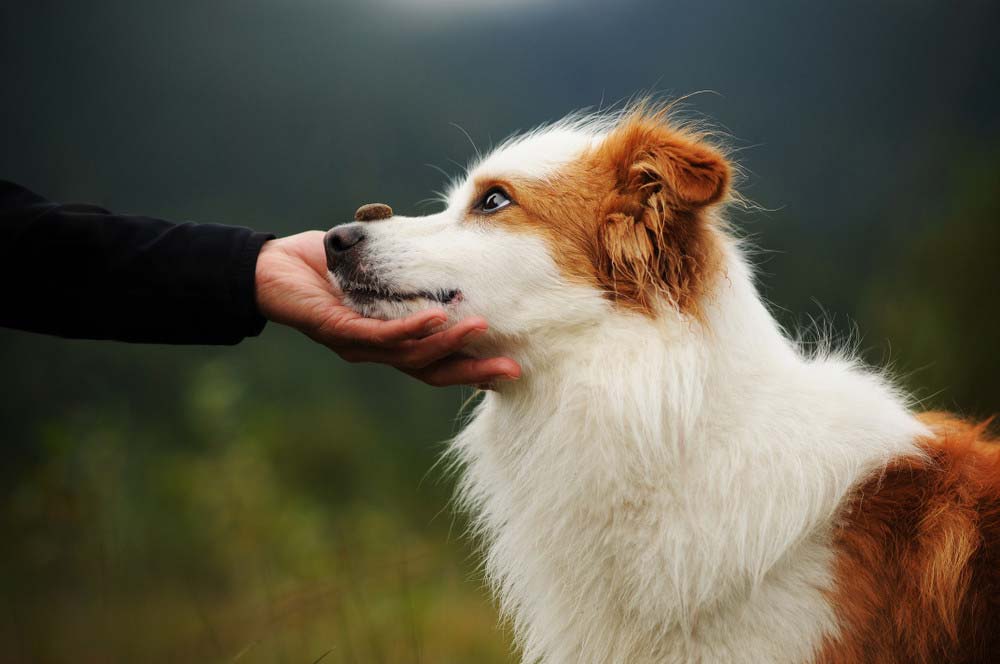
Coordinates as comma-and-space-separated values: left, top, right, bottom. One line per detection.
591, 110, 729, 317
818, 413, 1000, 664
479, 107, 730, 318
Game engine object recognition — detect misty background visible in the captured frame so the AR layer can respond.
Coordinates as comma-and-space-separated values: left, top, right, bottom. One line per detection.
1, 1, 997, 662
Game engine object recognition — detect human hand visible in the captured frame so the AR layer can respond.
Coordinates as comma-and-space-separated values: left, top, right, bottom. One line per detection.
254, 231, 520, 387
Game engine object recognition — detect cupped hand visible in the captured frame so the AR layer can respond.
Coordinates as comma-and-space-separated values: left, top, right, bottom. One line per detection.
254, 231, 520, 387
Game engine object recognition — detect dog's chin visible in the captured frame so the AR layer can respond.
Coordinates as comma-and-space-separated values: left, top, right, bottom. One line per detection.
341, 293, 442, 320
330, 273, 462, 321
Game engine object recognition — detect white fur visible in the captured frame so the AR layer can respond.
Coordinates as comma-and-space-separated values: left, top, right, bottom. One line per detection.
329, 120, 930, 663
462, 126, 599, 183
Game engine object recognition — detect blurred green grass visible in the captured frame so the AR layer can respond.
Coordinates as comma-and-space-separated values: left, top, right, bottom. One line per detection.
0, 340, 512, 663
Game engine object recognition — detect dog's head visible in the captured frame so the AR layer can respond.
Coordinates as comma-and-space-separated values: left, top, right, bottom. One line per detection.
325, 105, 731, 352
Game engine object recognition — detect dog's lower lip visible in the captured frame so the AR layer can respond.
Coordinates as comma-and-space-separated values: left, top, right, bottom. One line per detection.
343, 282, 459, 304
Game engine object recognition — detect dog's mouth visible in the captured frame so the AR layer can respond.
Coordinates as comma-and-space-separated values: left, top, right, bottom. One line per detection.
339, 279, 461, 306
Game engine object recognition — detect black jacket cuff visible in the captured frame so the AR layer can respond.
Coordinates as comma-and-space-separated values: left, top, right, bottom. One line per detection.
232, 230, 275, 339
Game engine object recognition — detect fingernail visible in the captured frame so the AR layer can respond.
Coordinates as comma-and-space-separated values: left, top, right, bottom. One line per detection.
462, 327, 487, 342
495, 373, 519, 381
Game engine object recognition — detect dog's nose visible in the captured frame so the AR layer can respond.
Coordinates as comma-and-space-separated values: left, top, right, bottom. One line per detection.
325, 225, 365, 256
355, 203, 393, 222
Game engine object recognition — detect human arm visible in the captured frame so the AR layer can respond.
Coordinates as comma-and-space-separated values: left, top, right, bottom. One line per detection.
0, 181, 520, 385
0, 180, 270, 344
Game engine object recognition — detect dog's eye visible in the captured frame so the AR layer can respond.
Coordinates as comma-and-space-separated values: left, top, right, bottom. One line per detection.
476, 187, 512, 213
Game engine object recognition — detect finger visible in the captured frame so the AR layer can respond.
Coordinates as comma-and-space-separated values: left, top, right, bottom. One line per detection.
318, 307, 448, 346
332, 344, 394, 365
330, 340, 453, 366
330, 320, 482, 367
406, 356, 521, 388
390, 317, 490, 369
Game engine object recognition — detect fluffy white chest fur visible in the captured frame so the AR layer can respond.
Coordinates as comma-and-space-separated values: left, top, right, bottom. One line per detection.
449, 249, 925, 664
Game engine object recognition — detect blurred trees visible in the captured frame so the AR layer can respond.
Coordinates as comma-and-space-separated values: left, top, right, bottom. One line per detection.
861, 149, 1000, 419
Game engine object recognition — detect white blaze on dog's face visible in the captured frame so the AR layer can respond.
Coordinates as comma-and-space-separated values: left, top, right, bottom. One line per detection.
324, 107, 731, 349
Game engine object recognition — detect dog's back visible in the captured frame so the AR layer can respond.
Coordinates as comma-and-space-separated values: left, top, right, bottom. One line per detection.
820, 414, 1000, 663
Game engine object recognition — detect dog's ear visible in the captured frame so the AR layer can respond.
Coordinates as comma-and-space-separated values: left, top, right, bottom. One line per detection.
596, 120, 730, 316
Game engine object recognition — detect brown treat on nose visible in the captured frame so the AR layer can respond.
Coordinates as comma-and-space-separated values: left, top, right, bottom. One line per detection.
354, 203, 394, 222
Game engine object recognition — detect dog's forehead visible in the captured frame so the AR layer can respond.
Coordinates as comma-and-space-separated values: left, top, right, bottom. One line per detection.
474, 128, 597, 181
444, 128, 598, 207
444, 122, 609, 208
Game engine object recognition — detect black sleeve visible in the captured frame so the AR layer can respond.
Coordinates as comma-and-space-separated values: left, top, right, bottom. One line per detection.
0, 180, 275, 345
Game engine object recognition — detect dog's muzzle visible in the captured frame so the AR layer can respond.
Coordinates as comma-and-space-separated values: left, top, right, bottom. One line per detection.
324, 202, 394, 271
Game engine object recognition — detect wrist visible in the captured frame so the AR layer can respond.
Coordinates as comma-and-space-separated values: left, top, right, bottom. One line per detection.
254, 238, 277, 321
229, 231, 275, 337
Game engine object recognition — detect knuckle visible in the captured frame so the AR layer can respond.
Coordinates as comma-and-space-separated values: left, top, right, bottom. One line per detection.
398, 346, 433, 369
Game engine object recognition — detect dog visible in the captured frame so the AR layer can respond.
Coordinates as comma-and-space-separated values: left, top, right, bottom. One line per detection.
324, 103, 1000, 664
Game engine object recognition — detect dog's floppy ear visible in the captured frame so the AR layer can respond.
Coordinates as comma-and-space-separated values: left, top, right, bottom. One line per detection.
595, 118, 730, 316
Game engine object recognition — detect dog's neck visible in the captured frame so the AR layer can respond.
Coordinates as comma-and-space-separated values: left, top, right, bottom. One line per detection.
452, 241, 927, 662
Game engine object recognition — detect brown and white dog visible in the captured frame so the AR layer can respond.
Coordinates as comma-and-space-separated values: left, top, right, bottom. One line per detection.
324, 103, 1000, 663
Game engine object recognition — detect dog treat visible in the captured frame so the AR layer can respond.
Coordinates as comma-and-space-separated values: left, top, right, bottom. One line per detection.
354, 203, 393, 222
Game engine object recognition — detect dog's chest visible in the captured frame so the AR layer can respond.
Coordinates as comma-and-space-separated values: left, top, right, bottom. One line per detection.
454, 406, 839, 664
